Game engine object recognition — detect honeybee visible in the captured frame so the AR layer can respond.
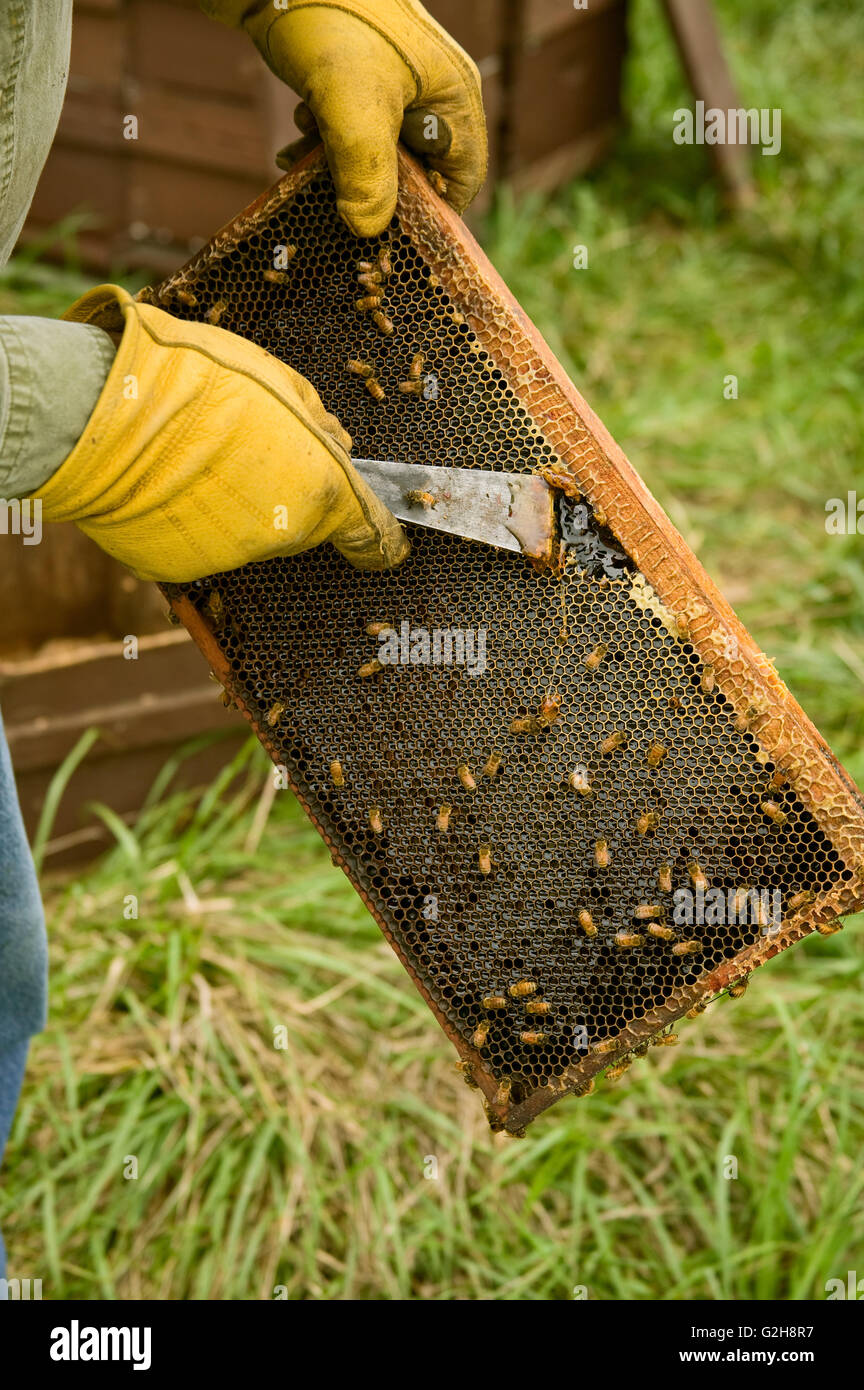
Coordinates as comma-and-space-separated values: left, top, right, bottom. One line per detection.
567, 767, 592, 796
494, 1076, 512, 1106
676, 615, 690, 640
478, 844, 493, 876
175, 288, 198, 307
594, 838, 610, 869
356, 271, 382, 292
405, 489, 436, 509
329, 760, 345, 788
263, 268, 288, 285
202, 589, 225, 629
761, 799, 787, 826
537, 694, 562, 727
398, 350, 424, 393
428, 168, 448, 196
473, 1019, 491, 1048
700, 665, 716, 694
652, 1032, 679, 1047
457, 764, 476, 791
728, 978, 748, 998
574, 1079, 595, 1097
671, 940, 702, 956
355, 294, 382, 312
357, 259, 376, 274
816, 919, 843, 936
634, 903, 663, 920
600, 730, 627, 755
377, 248, 392, 278
436, 803, 452, 833
686, 1000, 708, 1017
371, 309, 394, 335
482, 751, 503, 778
524, 999, 551, 1015
636, 810, 660, 837
593, 506, 608, 528
266, 699, 286, 727
646, 741, 667, 768
647, 923, 675, 941
770, 768, 788, 791
658, 864, 673, 894
365, 620, 393, 637
347, 359, 374, 378
606, 1060, 631, 1081
509, 980, 537, 998
510, 716, 542, 734
365, 377, 385, 401
483, 1102, 505, 1133
368, 806, 384, 835
520, 1030, 546, 1045
577, 909, 597, 938
455, 1059, 478, 1089
733, 884, 755, 917
206, 300, 227, 325
615, 931, 644, 950
358, 659, 384, 678
584, 643, 608, 671
688, 860, 708, 892
787, 889, 815, 912
482, 995, 508, 1010
592, 1037, 618, 1055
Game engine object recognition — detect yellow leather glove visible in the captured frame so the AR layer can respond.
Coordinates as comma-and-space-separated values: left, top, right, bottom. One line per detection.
32, 285, 409, 582
202, 0, 487, 236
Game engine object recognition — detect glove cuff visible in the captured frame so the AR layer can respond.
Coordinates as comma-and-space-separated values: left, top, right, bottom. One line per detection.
36, 285, 145, 522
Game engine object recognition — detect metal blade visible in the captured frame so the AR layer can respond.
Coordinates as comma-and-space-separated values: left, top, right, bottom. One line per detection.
352, 459, 555, 559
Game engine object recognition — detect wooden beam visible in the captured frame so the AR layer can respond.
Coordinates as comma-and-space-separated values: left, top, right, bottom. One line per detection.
660, 0, 758, 207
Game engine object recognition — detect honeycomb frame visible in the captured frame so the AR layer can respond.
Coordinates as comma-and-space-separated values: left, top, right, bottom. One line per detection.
141, 147, 864, 1134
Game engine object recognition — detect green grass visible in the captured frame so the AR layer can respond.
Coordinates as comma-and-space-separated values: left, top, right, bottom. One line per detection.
0, 213, 145, 318
8, 738, 864, 1300
2, 0, 863, 1300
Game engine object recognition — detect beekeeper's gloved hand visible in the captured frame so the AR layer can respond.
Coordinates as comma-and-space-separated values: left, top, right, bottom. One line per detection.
31, 285, 409, 582
202, 0, 487, 236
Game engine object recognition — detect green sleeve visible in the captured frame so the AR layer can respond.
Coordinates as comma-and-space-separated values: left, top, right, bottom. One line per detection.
0, 318, 116, 498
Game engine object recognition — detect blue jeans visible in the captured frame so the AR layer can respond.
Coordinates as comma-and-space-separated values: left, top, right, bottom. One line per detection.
0, 706, 48, 1283
0, 1038, 29, 1285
